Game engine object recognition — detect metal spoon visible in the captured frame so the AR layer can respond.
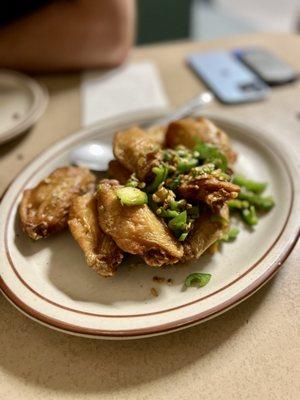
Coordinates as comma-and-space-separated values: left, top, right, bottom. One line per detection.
69, 91, 214, 171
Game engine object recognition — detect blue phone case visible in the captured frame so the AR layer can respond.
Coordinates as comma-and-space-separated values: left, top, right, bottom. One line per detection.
187, 50, 269, 104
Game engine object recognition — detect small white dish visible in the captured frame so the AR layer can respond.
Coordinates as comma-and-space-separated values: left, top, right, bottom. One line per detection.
0, 70, 48, 144
0, 112, 299, 339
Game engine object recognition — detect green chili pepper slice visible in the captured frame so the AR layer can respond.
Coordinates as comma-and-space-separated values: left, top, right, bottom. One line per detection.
221, 227, 240, 242
233, 175, 267, 194
168, 210, 187, 231
177, 158, 198, 173
178, 232, 189, 241
193, 140, 228, 172
157, 208, 180, 219
169, 199, 186, 210
228, 199, 250, 210
147, 165, 169, 193
241, 205, 258, 226
238, 192, 275, 211
184, 273, 211, 288
116, 187, 148, 206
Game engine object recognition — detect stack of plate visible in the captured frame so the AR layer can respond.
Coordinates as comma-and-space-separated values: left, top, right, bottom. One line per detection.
0, 70, 48, 144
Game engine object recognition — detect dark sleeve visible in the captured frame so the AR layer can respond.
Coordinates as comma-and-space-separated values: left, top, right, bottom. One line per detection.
0, 1, 54, 26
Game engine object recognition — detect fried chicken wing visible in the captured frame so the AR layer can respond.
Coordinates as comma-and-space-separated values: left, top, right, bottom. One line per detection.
113, 126, 162, 180
108, 160, 131, 184
179, 175, 240, 211
96, 180, 183, 266
68, 193, 123, 277
146, 125, 166, 146
19, 167, 95, 240
183, 205, 229, 261
165, 117, 237, 164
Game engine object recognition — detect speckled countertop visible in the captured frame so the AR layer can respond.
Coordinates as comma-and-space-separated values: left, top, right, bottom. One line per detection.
0, 34, 299, 400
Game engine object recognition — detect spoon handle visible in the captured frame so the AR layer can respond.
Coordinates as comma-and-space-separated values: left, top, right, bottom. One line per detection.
142, 91, 214, 128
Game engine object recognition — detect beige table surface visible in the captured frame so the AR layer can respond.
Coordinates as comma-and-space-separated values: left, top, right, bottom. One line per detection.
0, 33, 299, 400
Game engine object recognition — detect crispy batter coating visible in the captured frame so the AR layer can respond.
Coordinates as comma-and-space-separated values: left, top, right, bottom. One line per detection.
96, 180, 183, 267
146, 125, 166, 146
108, 160, 131, 184
183, 205, 229, 261
165, 117, 237, 165
179, 176, 240, 211
19, 167, 95, 240
68, 193, 123, 277
113, 126, 162, 180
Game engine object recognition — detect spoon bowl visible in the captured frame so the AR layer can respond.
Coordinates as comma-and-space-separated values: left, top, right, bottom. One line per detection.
70, 92, 213, 171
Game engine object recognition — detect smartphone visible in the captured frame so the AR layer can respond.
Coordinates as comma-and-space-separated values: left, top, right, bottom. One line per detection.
234, 47, 298, 86
187, 50, 269, 104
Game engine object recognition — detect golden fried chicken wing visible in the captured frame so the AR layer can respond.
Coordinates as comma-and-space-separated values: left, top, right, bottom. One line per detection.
96, 180, 183, 267
183, 205, 229, 261
146, 125, 166, 146
68, 193, 123, 277
179, 175, 240, 211
113, 126, 162, 180
19, 167, 95, 240
165, 117, 237, 164
108, 160, 131, 184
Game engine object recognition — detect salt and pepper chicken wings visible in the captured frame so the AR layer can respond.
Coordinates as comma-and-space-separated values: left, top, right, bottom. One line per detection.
165, 117, 237, 165
19, 117, 245, 278
68, 193, 123, 277
96, 180, 183, 267
113, 126, 162, 181
19, 167, 95, 240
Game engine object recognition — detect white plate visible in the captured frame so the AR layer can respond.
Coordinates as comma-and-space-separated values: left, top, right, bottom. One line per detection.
0, 70, 48, 144
0, 113, 299, 339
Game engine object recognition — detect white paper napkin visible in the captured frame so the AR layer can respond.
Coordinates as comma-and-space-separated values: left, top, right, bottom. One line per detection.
81, 61, 169, 127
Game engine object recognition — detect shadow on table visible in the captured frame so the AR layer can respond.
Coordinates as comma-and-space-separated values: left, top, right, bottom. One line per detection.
0, 127, 32, 159
0, 278, 274, 395
35, 72, 80, 96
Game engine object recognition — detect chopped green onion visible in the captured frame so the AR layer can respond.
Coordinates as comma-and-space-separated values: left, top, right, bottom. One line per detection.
233, 175, 267, 194
184, 273, 211, 288
177, 158, 198, 173
238, 192, 275, 211
193, 140, 228, 172
178, 232, 189, 241
221, 227, 240, 242
168, 211, 187, 231
147, 165, 169, 193
116, 187, 148, 206
157, 208, 180, 219
241, 206, 258, 226
169, 199, 186, 210
228, 199, 250, 210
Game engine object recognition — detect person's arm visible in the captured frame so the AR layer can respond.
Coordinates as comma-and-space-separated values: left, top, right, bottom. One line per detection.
0, 0, 135, 71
